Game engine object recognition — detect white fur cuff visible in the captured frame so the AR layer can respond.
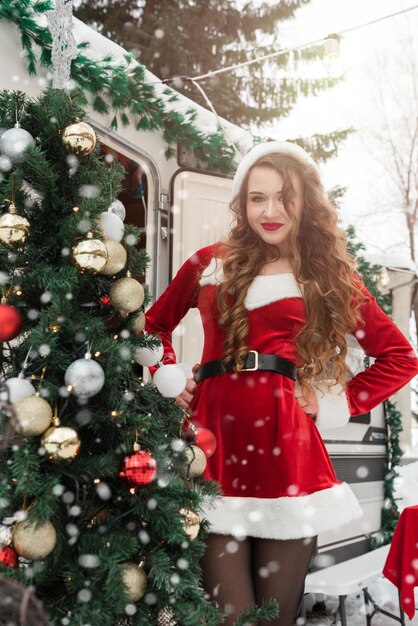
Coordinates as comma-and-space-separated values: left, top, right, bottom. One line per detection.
314, 382, 351, 432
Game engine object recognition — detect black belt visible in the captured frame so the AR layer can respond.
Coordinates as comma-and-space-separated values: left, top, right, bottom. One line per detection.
194, 350, 298, 383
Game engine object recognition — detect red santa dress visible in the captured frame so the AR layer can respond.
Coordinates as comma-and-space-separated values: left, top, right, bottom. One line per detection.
145, 243, 418, 540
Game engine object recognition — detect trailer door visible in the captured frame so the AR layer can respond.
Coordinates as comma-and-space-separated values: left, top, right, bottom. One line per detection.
169, 169, 233, 367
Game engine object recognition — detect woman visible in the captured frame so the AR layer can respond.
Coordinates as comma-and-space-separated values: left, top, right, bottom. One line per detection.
145, 141, 418, 626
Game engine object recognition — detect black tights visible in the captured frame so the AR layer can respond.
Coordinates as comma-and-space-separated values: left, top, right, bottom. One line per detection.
200, 534, 317, 626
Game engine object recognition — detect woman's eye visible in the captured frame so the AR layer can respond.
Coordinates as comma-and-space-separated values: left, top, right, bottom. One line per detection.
251, 196, 264, 202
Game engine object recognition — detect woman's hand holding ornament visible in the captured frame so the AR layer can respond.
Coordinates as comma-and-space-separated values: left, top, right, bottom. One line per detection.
174, 363, 200, 409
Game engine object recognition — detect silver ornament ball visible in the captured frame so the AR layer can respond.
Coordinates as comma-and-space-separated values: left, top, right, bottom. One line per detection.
0, 124, 35, 164
64, 357, 105, 398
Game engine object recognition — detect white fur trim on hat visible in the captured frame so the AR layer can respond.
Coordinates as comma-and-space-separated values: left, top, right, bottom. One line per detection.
232, 140, 317, 196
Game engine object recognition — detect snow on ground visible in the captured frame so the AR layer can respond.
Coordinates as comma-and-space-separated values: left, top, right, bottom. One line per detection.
305, 460, 418, 625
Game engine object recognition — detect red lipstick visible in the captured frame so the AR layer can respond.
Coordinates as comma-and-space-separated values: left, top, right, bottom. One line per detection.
261, 223, 283, 231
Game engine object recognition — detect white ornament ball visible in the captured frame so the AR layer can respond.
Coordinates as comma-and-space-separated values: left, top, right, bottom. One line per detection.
0, 155, 12, 173
175, 363, 194, 379
13, 519, 57, 560
108, 199, 126, 222
120, 562, 147, 602
0, 125, 35, 164
109, 277, 144, 314
135, 343, 164, 367
100, 240, 127, 276
0, 377, 35, 404
153, 364, 187, 397
64, 358, 105, 398
14, 395, 53, 436
99, 211, 124, 242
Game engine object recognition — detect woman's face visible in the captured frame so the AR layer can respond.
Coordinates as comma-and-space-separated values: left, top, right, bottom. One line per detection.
245, 165, 304, 254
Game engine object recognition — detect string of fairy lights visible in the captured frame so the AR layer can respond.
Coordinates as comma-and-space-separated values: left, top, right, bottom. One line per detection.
153, 4, 418, 84
145, 3, 418, 155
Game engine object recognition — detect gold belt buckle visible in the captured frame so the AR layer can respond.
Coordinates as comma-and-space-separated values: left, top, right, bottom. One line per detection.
241, 350, 259, 372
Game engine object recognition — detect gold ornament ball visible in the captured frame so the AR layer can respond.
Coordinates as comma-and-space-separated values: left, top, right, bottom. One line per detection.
62, 121, 96, 156
13, 519, 57, 560
14, 395, 53, 436
100, 240, 127, 276
0, 212, 30, 245
120, 562, 147, 602
72, 238, 108, 273
130, 310, 146, 334
179, 445, 207, 479
179, 508, 200, 540
109, 277, 144, 315
41, 425, 81, 462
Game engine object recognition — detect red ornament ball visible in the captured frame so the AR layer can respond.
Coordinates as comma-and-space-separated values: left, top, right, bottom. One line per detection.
194, 427, 217, 458
0, 545, 18, 567
0, 303, 23, 342
99, 294, 110, 306
119, 450, 157, 487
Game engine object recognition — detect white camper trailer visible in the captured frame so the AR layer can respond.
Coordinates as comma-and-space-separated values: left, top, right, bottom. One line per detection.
0, 14, 390, 566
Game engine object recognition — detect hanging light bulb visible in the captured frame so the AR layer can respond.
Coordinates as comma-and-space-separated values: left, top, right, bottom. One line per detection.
324, 34, 344, 78
379, 268, 391, 290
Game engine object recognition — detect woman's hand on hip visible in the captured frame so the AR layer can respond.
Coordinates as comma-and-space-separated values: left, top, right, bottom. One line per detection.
294, 380, 319, 421
174, 363, 200, 409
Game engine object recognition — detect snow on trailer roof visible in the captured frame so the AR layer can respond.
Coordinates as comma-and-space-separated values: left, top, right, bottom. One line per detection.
33, 13, 255, 160
364, 250, 417, 274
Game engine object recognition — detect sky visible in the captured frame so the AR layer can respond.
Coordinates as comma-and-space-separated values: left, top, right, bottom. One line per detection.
262, 0, 418, 267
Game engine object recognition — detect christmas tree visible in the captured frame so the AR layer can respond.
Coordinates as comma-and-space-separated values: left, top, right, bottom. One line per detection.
0, 87, 230, 626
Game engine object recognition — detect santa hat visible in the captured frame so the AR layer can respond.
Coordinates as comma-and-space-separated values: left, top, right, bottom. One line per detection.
232, 140, 317, 196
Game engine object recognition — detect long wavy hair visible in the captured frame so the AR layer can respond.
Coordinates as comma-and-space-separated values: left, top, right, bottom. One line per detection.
209, 152, 364, 390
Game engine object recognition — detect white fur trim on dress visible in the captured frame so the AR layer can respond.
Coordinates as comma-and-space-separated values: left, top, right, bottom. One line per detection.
199, 258, 302, 310
198, 257, 225, 287
245, 273, 301, 310
313, 382, 352, 432
200, 482, 363, 540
